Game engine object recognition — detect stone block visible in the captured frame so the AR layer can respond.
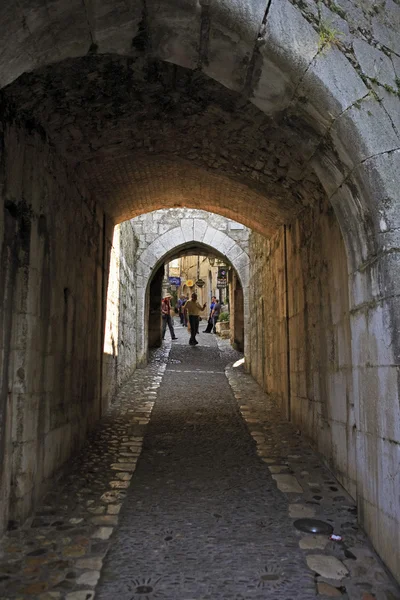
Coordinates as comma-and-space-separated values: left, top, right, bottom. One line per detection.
202, 225, 218, 247
328, 183, 375, 272
327, 371, 349, 424
306, 555, 348, 580
357, 366, 400, 443
147, 0, 201, 69
251, 0, 319, 115
193, 219, 208, 242
209, 230, 235, 255
353, 150, 400, 232
43, 0, 93, 61
329, 96, 400, 174
319, 4, 351, 47
11, 440, 37, 499
180, 219, 194, 242
12, 393, 44, 444
371, 0, 400, 56
42, 423, 73, 480
294, 46, 368, 135
272, 474, 303, 493
300, 535, 329, 550
88, 0, 143, 54
204, 0, 266, 91
158, 227, 185, 253
226, 245, 245, 264
138, 249, 159, 270
233, 251, 250, 275
353, 39, 397, 89
330, 420, 353, 478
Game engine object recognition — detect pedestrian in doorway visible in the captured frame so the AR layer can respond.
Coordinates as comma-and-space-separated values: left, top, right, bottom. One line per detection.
204, 296, 216, 333
211, 298, 221, 334
162, 294, 178, 340
184, 293, 206, 346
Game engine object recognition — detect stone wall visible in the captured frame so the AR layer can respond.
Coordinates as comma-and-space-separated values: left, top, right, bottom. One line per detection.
101, 208, 249, 400
132, 209, 250, 255
0, 122, 112, 534
287, 204, 355, 498
248, 196, 363, 558
248, 231, 289, 417
131, 209, 251, 362
102, 221, 138, 410
0, 0, 400, 579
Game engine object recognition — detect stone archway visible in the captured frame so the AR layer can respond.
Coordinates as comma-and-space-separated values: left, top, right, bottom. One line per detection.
135, 223, 250, 364
1, 0, 400, 577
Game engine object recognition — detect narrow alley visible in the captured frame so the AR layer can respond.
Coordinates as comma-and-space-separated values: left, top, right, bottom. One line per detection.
0, 327, 398, 600
2, 0, 400, 593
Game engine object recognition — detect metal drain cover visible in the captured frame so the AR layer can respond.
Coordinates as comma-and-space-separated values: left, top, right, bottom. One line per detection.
293, 518, 333, 534
135, 585, 153, 594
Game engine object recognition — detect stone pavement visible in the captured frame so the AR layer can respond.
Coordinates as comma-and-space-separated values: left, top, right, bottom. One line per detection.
0, 346, 169, 600
0, 327, 399, 599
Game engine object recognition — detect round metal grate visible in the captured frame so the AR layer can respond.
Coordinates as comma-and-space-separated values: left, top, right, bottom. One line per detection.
293, 518, 333, 534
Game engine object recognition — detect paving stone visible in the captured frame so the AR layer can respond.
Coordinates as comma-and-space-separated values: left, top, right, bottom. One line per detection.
307, 555, 349, 580
65, 592, 94, 600
96, 336, 317, 599
75, 557, 103, 570
76, 570, 100, 586
300, 535, 329, 550
268, 465, 289, 473
289, 504, 316, 518
273, 474, 304, 493
90, 516, 118, 526
22, 582, 49, 594
62, 545, 88, 558
317, 581, 343, 596
0, 345, 168, 600
1, 338, 399, 599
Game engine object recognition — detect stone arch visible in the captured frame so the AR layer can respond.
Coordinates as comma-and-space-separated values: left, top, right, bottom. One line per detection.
1, 0, 400, 579
1, 0, 399, 274
135, 224, 250, 363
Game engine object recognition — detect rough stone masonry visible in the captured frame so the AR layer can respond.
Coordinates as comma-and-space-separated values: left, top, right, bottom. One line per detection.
0, 0, 400, 584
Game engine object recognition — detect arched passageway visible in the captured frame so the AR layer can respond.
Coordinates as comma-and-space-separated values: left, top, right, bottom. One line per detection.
136, 226, 249, 363
145, 245, 246, 352
0, 0, 400, 583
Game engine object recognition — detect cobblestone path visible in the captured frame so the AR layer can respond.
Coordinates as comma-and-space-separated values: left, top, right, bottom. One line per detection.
96, 329, 399, 600
0, 347, 169, 600
0, 328, 399, 600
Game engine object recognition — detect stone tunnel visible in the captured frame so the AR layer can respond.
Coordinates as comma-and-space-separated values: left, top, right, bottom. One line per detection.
0, 0, 400, 596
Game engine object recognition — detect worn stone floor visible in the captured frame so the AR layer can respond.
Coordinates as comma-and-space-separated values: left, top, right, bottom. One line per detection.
0, 326, 399, 599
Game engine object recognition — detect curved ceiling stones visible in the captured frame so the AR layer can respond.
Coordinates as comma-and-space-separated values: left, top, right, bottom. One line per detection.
1, 0, 399, 275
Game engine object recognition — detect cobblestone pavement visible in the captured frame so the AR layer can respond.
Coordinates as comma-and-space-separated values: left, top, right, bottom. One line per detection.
0, 327, 399, 599
0, 346, 169, 600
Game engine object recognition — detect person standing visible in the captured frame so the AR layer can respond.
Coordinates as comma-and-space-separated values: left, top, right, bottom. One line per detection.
204, 296, 216, 333
211, 298, 221, 334
178, 295, 187, 326
161, 294, 178, 340
184, 293, 206, 346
